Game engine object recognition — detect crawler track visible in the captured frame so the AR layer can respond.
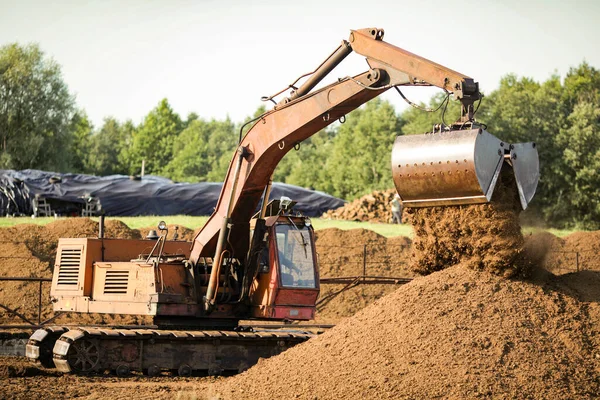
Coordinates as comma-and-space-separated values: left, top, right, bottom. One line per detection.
27, 326, 314, 376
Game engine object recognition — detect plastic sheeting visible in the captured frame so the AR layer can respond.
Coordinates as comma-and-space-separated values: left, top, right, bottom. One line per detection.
0, 169, 345, 217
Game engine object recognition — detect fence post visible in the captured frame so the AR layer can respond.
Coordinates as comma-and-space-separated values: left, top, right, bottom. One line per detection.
363, 245, 367, 283
38, 280, 43, 324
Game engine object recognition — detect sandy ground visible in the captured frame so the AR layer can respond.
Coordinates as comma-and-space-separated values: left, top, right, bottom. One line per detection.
0, 357, 221, 400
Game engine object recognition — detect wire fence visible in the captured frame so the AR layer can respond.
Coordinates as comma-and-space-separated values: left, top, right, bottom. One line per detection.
543, 250, 600, 275
315, 243, 600, 276
0, 276, 57, 329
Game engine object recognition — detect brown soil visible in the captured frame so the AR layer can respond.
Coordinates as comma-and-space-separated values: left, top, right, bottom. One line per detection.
523, 230, 600, 274
0, 356, 219, 399
405, 170, 527, 277
313, 228, 415, 323
0, 356, 43, 378
213, 264, 600, 400
322, 189, 397, 223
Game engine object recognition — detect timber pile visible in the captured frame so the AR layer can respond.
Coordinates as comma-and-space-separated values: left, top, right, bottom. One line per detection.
322, 189, 397, 223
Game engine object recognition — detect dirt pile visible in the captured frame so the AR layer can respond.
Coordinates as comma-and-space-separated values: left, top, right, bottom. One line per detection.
523, 230, 600, 274
313, 228, 415, 322
213, 264, 600, 399
405, 171, 527, 277
0, 356, 45, 378
322, 189, 397, 223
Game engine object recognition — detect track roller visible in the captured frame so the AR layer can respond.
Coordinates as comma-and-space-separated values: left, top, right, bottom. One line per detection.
147, 364, 161, 377
116, 364, 130, 377
178, 364, 192, 377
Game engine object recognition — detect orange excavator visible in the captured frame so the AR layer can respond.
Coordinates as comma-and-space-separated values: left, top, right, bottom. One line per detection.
26, 28, 538, 376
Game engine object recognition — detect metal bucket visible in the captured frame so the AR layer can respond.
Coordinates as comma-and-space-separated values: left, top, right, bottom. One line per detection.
391, 128, 539, 209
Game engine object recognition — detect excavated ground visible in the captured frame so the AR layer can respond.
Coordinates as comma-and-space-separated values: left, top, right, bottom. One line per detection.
212, 264, 600, 399
0, 356, 219, 399
0, 213, 598, 399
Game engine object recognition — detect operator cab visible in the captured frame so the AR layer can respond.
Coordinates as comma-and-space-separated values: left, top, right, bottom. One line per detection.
249, 199, 320, 320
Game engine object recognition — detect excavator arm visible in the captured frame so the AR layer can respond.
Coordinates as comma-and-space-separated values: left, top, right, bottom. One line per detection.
189, 28, 539, 310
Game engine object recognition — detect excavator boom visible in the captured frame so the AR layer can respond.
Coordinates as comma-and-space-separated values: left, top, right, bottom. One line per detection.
190, 27, 539, 273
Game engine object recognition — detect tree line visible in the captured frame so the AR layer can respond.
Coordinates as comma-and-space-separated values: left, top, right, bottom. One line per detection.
1, 43, 598, 229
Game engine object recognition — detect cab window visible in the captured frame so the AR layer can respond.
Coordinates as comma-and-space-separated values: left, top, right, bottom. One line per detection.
275, 224, 316, 288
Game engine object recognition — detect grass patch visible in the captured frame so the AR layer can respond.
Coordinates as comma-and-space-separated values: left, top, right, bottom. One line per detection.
312, 219, 413, 238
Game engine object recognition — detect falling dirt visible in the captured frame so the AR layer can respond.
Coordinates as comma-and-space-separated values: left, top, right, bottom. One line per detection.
212, 264, 600, 400
405, 169, 527, 277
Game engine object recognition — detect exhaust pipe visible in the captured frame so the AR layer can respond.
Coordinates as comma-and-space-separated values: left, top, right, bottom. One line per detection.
391, 128, 539, 210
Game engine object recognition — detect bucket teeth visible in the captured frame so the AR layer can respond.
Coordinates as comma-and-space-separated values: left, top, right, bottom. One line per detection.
391, 128, 539, 209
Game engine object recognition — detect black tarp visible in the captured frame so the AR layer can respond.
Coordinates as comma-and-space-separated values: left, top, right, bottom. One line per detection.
0, 169, 345, 217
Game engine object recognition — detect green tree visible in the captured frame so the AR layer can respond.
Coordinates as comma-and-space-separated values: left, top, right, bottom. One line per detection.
162, 118, 237, 182
555, 101, 600, 229
128, 99, 182, 175
86, 118, 125, 176
0, 43, 75, 170
68, 111, 93, 173
273, 127, 336, 193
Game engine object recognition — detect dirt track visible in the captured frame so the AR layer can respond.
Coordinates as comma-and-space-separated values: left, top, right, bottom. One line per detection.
0, 357, 219, 399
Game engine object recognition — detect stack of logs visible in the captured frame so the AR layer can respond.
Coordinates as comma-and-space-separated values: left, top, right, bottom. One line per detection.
322, 189, 397, 223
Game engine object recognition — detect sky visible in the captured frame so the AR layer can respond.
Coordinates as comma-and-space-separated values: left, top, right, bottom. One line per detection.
1, 0, 599, 128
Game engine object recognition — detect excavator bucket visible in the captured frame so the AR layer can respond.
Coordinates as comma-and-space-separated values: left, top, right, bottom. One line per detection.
391, 128, 539, 209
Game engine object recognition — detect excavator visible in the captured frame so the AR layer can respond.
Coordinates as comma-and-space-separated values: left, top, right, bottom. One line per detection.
26, 28, 539, 376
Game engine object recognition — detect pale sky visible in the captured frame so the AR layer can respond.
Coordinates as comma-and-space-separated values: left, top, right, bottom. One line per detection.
2, 0, 599, 128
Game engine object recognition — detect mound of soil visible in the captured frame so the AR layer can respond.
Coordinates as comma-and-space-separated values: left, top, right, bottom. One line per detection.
313, 228, 415, 322
522, 230, 600, 274
322, 189, 397, 223
563, 230, 600, 253
138, 224, 197, 241
213, 264, 600, 399
405, 170, 527, 277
